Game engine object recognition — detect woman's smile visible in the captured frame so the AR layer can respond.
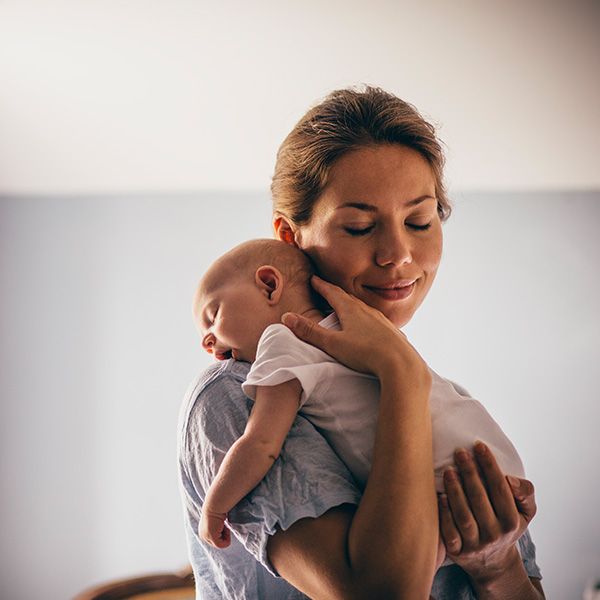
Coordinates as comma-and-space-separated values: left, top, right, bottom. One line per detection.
288, 143, 443, 328
363, 279, 417, 301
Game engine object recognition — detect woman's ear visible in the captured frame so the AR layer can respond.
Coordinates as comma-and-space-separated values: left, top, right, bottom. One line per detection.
255, 266, 284, 305
273, 214, 298, 247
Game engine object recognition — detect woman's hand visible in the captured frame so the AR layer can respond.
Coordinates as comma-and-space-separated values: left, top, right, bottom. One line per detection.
282, 275, 430, 384
279, 274, 438, 597
438, 441, 537, 582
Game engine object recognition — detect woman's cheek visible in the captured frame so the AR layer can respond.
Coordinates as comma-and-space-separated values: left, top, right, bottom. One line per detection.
316, 256, 346, 286
418, 228, 443, 272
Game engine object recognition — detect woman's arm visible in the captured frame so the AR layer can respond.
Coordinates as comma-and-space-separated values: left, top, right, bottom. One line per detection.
268, 276, 439, 599
439, 443, 545, 599
200, 379, 302, 547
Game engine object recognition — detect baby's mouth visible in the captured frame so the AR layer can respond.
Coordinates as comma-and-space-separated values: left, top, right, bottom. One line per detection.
215, 350, 233, 361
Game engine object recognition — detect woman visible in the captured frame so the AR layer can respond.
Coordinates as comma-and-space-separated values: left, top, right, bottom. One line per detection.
178, 86, 544, 598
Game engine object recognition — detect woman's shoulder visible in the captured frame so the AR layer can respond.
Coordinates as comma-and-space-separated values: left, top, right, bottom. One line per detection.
178, 360, 251, 448
187, 359, 250, 399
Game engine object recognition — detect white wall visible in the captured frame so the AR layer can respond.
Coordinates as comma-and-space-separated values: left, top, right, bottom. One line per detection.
0, 192, 598, 600
0, 0, 599, 195
1, 2, 599, 598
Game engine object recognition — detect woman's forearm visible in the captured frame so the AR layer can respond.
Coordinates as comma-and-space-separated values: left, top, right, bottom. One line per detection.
347, 360, 438, 598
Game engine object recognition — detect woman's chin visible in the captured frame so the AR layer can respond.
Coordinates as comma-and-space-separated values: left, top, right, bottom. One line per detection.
388, 313, 412, 329
372, 301, 416, 329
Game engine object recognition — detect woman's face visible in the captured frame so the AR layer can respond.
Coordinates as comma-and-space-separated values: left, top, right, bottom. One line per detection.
278, 144, 443, 328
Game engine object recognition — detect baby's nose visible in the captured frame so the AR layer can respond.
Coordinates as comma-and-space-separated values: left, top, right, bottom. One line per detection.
202, 333, 216, 353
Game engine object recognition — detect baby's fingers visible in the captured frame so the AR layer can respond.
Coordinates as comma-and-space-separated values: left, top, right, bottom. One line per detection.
205, 524, 231, 549
212, 526, 231, 549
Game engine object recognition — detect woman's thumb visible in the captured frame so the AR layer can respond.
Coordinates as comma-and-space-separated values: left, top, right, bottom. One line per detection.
282, 313, 328, 351
506, 475, 537, 523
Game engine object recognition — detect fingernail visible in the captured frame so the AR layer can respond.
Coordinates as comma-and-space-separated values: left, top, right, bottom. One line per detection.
438, 493, 448, 508
281, 313, 298, 327
474, 441, 487, 456
444, 468, 457, 481
507, 475, 521, 489
455, 448, 470, 464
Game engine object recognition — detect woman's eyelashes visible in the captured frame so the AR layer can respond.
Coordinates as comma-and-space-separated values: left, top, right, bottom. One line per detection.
343, 222, 432, 236
344, 225, 374, 236
408, 222, 432, 231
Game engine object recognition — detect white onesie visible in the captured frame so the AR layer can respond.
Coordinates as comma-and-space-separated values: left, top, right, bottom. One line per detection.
242, 313, 525, 493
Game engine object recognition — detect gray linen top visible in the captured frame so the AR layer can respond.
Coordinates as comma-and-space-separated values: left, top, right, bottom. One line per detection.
177, 360, 542, 600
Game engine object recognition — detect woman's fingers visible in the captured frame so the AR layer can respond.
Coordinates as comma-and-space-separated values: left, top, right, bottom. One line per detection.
438, 493, 462, 556
281, 276, 351, 355
452, 448, 499, 543
506, 475, 537, 524
281, 312, 333, 354
284, 274, 426, 379
472, 442, 521, 534
309, 276, 361, 326
442, 467, 480, 549
309, 275, 350, 306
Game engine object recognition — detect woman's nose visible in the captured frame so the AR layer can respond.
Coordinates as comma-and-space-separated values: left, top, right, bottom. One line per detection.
202, 333, 216, 353
374, 228, 412, 267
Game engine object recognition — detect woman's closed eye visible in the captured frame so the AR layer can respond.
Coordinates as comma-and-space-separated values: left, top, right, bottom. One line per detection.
344, 221, 432, 236
344, 225, 375, 236
407, 222, 432, 231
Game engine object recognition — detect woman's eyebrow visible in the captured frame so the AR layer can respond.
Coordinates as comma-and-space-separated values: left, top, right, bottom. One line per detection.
336, 195, 436, 212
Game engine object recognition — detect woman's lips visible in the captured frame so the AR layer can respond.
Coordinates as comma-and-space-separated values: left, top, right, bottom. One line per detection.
364, 280, 416, 301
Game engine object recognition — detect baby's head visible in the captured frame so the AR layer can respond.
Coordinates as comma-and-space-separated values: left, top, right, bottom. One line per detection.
193, 239, 319, 362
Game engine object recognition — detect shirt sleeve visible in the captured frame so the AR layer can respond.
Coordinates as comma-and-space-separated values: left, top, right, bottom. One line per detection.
516, 529, 543, 579
182, 364, 361, 577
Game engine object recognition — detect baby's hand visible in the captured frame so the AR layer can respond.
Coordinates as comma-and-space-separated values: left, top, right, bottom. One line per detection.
199, 508, 231, 549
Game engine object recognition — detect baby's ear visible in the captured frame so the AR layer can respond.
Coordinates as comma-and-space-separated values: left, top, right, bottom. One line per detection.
255, 265, 284, 304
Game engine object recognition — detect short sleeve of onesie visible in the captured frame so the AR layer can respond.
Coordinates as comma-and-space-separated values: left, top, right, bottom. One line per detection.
242, 323, 332, 406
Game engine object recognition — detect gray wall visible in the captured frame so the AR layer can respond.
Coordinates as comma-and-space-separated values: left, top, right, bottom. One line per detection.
1, 192, 598, 599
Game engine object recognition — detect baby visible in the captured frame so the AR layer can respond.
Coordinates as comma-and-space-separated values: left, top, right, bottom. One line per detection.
192, 238, 525, 557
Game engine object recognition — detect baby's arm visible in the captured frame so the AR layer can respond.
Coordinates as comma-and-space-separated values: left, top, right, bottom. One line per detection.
199, 377, 302, 548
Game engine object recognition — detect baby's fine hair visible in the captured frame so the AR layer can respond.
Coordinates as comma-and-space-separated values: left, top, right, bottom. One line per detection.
217, 239, 315, 289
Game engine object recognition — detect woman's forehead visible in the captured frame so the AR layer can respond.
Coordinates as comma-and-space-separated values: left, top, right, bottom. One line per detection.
321, 145, 436, 207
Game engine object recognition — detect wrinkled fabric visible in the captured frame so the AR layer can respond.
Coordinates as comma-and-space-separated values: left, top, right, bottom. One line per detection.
177, 359, 541, 600
243, 314, 525, 492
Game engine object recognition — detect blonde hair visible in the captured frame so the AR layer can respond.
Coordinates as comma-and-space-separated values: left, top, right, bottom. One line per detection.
271, 85, 451, 224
